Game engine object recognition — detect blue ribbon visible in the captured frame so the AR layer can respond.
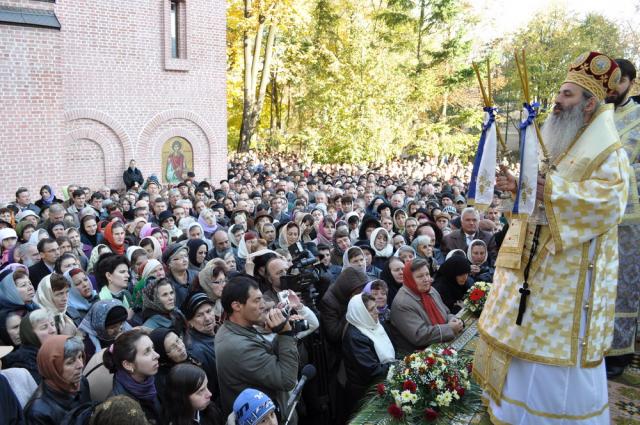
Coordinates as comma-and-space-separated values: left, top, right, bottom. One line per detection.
512, 102, 539, 214
468, 106, 497, 202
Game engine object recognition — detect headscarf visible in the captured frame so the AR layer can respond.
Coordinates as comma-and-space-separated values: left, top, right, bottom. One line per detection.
78, 299, 130, 351
0, 265, 33, 308
432, 255, 471, 307
140, 236, 163, 260
87, 244, 112, 274
149, 327, 174, 366
411, 235, 432, 259
64, 268, 96, 313
393, 209, 407, 232
28, 229, 49, 246
197, 260, 225, 319
20, 311, 45, 348
369, 228, 393, 258
186, 239, 208, 269
342, 246, 367, 275
228, 224, 244, 248
34, 275, 77, 335
131, 259, 164, 309
139, 223, 157, 240
198, 209, 218, 234
346, 294, 395, 363
80, 214, 100, 247
402, 260, 445, 325
467, 239, 488, 265
104, 221, 125, 255
445, 248, 466, 261
40, 185, 56, 206
237, 231, 257, 260
0, 301, 27, 346
37, 335, 83, 393
125, 217, 147, 238
46, 221, 65, 239
187, 222, 205, 239
394, 245, 416, 259
142, 277, 172, 315
315, 218, 333, 246
277, 222, 299, 249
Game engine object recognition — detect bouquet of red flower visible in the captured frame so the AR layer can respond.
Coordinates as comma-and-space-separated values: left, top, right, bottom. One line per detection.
463, 281, 491, 316
377, 347, 472, 422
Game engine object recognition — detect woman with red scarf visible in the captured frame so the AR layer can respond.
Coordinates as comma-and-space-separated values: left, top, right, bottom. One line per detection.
388, 259, 464, 355
103, 220, 127, 255
24, 335, 91, 425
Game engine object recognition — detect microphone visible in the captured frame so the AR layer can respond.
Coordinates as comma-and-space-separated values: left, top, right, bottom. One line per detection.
286, 364, 317, 409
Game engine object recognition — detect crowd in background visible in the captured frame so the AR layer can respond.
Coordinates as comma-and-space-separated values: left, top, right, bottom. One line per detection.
0, 151, 505, 425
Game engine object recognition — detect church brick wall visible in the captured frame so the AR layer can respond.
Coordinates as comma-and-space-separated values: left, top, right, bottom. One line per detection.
0, 0, 227, 202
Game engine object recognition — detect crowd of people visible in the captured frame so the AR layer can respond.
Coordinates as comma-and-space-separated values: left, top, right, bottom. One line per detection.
0, 150, 505, 425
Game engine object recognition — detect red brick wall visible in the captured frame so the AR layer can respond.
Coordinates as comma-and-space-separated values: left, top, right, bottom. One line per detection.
0, 0, 227, 202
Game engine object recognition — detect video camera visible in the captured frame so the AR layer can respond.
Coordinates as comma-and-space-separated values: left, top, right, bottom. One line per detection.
280, 242, 321, 309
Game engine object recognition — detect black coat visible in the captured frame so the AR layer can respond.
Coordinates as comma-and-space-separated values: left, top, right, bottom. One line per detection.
28, 261, 52, 289
24, 378, 91, 425
186, 329, 220, 400
0, 374, 23, 425
342, 324, 390, 394
3, 344, 41, 383
123, 167, 144, 189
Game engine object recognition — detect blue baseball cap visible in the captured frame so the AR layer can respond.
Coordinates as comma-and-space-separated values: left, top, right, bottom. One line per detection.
233, 388, 276, 425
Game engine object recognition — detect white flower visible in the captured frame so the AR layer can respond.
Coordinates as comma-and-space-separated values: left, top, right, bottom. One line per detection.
387, 365, 395, 381
400, 390, 413, 403
436, 379, 444, 389
402, 405, 413, 414
435, 392, 453, 407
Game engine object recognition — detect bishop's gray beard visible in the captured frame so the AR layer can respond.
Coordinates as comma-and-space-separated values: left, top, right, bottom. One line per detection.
540, 101, 586, 163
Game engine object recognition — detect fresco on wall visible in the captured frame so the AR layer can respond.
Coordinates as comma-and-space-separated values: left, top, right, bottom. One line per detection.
162, 137, 193, 183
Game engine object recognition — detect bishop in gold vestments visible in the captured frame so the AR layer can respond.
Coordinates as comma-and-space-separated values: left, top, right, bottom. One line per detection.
474, 52, 630, 424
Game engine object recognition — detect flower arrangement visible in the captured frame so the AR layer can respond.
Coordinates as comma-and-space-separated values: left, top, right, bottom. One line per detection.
377, 347, 472, 422
463, 281, 491, 316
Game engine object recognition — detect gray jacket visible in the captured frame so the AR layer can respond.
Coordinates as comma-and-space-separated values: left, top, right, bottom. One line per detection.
389, 286, 456, 355
215, 320, 299, 422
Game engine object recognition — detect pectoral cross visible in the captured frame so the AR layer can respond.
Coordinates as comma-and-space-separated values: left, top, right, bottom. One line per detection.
516, 285, 531, 326
515, 224, 542, 326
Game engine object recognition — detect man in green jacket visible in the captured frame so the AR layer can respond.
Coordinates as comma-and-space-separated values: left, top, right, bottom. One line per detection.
215, 274, 299, 423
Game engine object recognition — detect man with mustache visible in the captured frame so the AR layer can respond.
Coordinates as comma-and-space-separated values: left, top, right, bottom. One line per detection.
474, 52, 630, 424
604, 58, 640, 378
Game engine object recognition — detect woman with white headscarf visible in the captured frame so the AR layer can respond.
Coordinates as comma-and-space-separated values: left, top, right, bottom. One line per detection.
34, 274, 78, 336
342, 246, 367, 275
369, 227, 393, 269
342, 292, 395, 414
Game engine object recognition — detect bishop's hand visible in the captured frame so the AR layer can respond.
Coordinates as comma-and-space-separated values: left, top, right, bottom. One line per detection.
496, 165, 517, 194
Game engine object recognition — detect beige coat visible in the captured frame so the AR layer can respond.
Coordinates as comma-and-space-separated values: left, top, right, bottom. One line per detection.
389, 286, 456, 355
83, 349, 113, 402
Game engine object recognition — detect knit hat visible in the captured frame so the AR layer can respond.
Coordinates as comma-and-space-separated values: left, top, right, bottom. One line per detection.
162, 243, 188, 265
89, 395, 150, 425
0, 228, 17, 244
442, 205, 457, 215
181, 292, 214, 320
233, 388, 276, 425
15, 210, 38, 223
158, 210, 176, 226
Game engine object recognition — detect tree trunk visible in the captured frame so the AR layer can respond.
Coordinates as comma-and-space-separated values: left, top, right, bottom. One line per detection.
416, 0, 426, 67
238, 22, 278, 152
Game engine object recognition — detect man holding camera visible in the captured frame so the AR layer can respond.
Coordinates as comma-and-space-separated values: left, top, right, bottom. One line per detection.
261, 256, 319, 337
216, 274, 300, 423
